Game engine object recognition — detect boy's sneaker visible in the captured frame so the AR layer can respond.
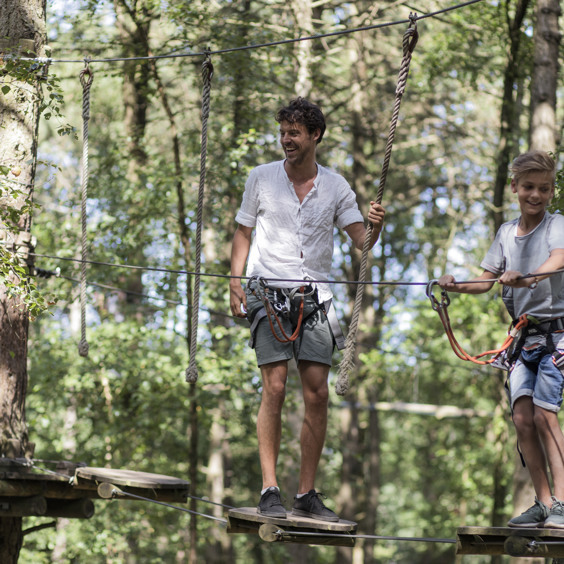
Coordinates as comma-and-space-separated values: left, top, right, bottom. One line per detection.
257, 487, 287, 519
544, 497, 564, 528
507, 497, 549, 528
291, 489, 339, 522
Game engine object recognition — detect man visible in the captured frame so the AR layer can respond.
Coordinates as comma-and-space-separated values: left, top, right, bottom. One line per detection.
230, 97, 385, 521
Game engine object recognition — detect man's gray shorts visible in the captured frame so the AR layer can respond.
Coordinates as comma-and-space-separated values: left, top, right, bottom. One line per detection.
245, 284, 335, 367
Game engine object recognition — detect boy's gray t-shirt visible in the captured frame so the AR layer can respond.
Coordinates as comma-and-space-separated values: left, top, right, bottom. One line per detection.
481, 212, 564, 322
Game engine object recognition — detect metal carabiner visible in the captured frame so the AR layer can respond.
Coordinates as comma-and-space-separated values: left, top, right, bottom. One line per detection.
426, 279, 450, 311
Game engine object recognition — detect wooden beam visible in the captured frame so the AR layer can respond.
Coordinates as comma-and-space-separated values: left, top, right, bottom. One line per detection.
457, 526, 564, 557
0, 496, 46, 517
227, 507, 357, 547
44, 498, 95, 519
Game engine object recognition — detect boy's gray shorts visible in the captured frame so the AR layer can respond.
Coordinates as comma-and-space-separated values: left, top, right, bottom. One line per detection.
245, 284, 335, 367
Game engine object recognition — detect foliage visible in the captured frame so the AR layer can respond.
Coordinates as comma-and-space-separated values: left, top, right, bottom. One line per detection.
13, 0, 562, 562
0, 53, 75, 318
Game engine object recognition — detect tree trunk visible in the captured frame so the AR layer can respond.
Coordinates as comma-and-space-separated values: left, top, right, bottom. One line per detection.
529, 0, 561, 151
291, 0, 313, 98
491, 0, 530, 233
0, 0, 46, 560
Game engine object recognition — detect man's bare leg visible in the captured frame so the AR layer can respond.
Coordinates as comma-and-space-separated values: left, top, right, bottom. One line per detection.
297, 360, 330, 494
257, 360, 288, 490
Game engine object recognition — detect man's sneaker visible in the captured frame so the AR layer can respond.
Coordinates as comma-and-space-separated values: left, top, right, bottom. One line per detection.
507, 497, 549, 528
292, 489, 339, 522
257, 487, 287, 519
544, 497, 564, 528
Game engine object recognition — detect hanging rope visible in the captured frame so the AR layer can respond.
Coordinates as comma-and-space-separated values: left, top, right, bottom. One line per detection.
78, 60, 93, 358
426, 281, 529, 365
186, 54, 214, 383
336, 15, 419, 396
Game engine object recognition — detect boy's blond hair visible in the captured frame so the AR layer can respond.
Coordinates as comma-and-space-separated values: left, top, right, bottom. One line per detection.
510, 150, 556, 184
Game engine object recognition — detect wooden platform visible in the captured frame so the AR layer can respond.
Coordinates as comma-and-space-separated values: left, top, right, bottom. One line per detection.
457, 526, 564, 558
227, 507, 357, 547
0, 459, 190, 519
73, 466, 190, 502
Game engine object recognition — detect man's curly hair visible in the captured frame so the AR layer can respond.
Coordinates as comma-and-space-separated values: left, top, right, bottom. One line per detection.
275, 97, 326, 144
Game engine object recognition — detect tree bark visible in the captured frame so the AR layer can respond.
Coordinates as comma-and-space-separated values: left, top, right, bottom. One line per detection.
0, 0, 46, 560
291, 0, 313, 98
491, 0, 530, 233
529, 0, 561, 151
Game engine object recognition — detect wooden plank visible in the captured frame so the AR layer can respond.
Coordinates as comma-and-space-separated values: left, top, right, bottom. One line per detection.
0, 465, 190, 504
457, 526, 564, 557
228, 507, 357, 531
0, 477, 189, 503
74, 467, 190, 490
227, 507, 357, 547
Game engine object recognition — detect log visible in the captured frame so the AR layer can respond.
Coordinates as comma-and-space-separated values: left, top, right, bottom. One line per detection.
45, 498, 95, 519
0, 495, 47, 517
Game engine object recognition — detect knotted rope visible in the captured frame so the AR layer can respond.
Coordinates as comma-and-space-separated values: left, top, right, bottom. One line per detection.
186, 55, 214, 383
336, 15, 419, 396
78, 60, 93, 357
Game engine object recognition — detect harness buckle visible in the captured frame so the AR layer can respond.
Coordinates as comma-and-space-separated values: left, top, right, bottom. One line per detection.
490, 352, 512, 372
272, 290, 290, 318
553, 350, 564, 370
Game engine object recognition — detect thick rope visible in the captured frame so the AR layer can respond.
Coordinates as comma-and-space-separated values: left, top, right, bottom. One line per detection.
78, 61, 93, 357
186, 55, 214, 383
336, 16, 419, 396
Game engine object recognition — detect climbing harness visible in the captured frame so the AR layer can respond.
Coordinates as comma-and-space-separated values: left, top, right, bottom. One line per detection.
426, 280, 530, 368
427, 280, 564, 371
247, 277, 345, 350
248, 277, 311, 344
336, 14, 419, 395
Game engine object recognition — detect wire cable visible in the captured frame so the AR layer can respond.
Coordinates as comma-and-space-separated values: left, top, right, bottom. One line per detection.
16, 0, 483, 65
108, 488, 228, 524
29, 252, 564, 288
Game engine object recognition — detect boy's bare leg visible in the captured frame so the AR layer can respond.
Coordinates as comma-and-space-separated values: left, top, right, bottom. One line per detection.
534, 406, 564, 500
512, 397, 552, 505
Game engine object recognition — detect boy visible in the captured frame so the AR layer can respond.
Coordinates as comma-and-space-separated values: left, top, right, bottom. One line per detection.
439, 150, 564, 527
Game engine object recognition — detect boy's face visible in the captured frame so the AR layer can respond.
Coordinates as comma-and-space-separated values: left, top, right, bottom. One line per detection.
511, 171, 554, 218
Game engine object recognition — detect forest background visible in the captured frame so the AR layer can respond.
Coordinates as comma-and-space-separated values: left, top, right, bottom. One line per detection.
0, 0, 563, 563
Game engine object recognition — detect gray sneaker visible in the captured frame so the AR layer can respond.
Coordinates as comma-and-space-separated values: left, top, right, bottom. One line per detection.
507, 497, 549, 528
544, 496, 564, 528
